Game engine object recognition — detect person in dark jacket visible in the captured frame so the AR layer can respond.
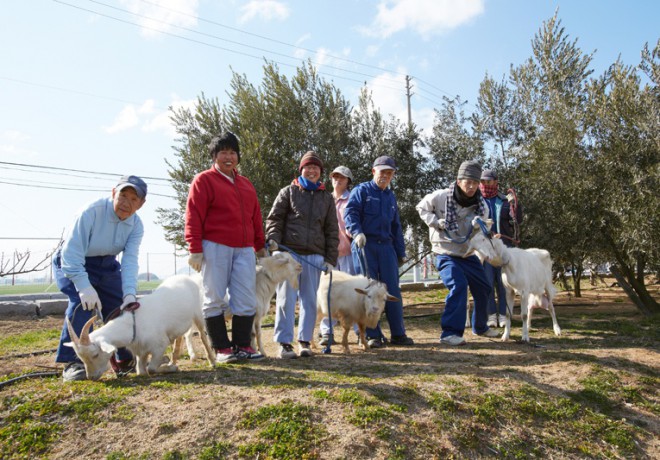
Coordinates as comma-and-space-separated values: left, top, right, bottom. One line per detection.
185, 132, 266, 364
479, 169, 524, 327
265, 151, 339, 359
343, 155, 413, 349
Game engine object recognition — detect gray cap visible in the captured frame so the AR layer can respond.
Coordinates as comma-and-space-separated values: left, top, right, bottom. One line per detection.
457, 160, 482, 181
481, 169, 498, 181
330, 166, 353, 182
373, 155, 397, 171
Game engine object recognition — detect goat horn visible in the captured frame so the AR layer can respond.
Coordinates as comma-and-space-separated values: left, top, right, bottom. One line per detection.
65, 317, 80, 346
79, 316, 97, 345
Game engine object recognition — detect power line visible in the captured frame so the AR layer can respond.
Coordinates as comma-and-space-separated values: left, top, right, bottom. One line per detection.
0, 161, 170, 182
0, 179, 176, 198
54, 0, 404, 93
82, 0, 406, 89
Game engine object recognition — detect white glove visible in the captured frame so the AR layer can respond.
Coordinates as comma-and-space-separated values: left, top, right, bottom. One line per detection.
354, 233, 366, 248
188, 253, 203, 272
119, 294, 137, 310
323, 262, 334, 273
79, 286, 102, 311
267, 239, 279, 251
432, 219, 446, 230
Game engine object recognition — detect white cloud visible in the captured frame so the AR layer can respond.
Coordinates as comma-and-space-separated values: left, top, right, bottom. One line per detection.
142, 96, 197, 137
0, 130, 34, 159
369, 71, 408, 119
362, 0, 484, 39
104, 105, 140, 134
119, 0, 199, 38
238, 0, 289, 24
104, 97, 195, 136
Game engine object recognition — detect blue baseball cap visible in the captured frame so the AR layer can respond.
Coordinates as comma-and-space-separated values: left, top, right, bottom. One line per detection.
116, 175, 147, 199
373, 155, 397, 171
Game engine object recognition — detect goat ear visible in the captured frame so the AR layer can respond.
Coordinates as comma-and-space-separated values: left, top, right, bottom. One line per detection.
354, 288, 367, 296
98, 340, 116, 354
385, 294, 400, 302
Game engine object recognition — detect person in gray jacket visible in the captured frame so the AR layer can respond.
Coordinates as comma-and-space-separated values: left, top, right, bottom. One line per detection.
416, 160, 499, 345
265, 151, 339, 359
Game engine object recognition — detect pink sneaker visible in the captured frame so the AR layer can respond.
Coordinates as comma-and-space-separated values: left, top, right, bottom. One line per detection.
215, 348, 238, 364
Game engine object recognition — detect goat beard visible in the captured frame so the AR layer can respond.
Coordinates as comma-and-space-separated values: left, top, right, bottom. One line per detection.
365, 311, 383, 329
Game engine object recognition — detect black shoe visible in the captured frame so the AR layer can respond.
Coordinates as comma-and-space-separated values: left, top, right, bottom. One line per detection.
367, 338, 383, 349
110, 356, 136, 377
62, 361, 87, 382
390, 335, 414, 345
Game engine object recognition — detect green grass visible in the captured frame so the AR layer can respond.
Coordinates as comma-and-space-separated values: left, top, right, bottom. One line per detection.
0, 328, 60, 354
237, 399, 323, 460
0, 280, 163, 296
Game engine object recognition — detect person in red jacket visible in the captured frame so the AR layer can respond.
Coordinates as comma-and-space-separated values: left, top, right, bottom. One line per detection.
185, 131, 267, 363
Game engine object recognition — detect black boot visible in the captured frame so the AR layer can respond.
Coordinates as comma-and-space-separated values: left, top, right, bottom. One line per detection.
205, 314, 237, 363
205, 314, 232, 350
232, 315, 263, 360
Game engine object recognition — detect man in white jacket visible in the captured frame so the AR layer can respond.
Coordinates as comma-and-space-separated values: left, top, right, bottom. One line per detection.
416, 161, 499, 345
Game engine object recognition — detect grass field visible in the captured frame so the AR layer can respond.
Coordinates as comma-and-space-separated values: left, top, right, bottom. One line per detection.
0, 281, 658, 459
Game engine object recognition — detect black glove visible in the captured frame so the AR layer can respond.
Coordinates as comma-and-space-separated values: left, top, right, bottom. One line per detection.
398, 257, 405, 268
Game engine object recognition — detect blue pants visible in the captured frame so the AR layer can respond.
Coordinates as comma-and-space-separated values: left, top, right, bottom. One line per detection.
352, 240, 405, 340
273, 253, 323, 344
484, 262, 507, 316
436, 254, 491, 338
54, 253, 132, 363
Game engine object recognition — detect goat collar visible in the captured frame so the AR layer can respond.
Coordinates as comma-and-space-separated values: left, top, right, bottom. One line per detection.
106, 302, 140, 344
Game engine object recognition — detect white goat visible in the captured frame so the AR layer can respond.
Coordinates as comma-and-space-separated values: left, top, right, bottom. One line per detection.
316, 271, 399, 353
65, 274, 215, 379
215, 252, 302, 357
466, 226, 561, 342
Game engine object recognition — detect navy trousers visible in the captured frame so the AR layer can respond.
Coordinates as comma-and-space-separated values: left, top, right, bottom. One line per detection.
54, 253, 132, 363
484, 262, 507, 316
352, 240, 405, 340
436, 254, 491, 338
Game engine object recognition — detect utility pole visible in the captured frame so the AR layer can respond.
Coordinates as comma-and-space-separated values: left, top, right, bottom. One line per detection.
405, 75, 414, 129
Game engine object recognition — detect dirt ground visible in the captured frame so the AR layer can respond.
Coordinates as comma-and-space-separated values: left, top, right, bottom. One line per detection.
1, 282, 659, 459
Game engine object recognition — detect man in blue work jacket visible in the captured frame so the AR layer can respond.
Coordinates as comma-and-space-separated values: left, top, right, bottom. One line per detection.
344, 155, 413, 349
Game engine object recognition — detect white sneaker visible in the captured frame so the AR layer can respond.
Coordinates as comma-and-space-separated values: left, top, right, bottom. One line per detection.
498, 314, 507, 327
298, 341, 313, 357
278, 343, 298, 359
440, 335, 466, 346
487, 314, 498, 328
479, 328, 500, 338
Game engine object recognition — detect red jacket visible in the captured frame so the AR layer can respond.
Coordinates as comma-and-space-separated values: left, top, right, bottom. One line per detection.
185, 167, 265, 254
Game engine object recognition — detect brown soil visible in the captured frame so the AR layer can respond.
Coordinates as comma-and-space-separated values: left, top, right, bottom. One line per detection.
1, 282, 659, 459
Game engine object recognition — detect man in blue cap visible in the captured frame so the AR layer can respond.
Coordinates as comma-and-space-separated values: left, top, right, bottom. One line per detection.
344, 155, 413, 348
54, 175, 147, 381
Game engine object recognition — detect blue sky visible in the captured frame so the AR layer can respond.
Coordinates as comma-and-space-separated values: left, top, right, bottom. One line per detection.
1, 0, 658, 278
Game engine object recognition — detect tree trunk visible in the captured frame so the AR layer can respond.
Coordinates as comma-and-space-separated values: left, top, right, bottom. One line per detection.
635, 253, 646, 285
610, 265, 659, 316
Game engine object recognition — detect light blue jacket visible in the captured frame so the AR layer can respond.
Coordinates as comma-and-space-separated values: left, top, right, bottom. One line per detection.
60, 197, 144, 295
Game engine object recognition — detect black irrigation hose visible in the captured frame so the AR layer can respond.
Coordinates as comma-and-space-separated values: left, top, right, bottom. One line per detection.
1, 349, 57, 360
0, 371, 60, 390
